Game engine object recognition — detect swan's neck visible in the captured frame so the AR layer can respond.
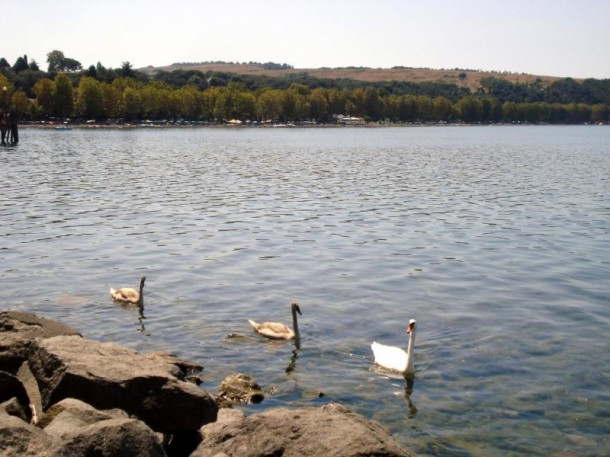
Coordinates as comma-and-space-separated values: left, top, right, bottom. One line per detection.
405, 329, 416, 375
138, 282, 144, 304
292, 307, 300, 342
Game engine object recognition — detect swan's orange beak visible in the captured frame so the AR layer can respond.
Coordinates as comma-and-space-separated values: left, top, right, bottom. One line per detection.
406, 322, 415, 333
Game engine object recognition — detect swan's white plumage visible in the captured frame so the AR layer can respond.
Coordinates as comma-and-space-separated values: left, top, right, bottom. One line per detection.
371, 342, 409, 372
371, 319, 417, 375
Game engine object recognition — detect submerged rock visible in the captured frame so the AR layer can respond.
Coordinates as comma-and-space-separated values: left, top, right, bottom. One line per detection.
28, 334, 218, 433
217, 373, 265, 408
195, 402, 417, 457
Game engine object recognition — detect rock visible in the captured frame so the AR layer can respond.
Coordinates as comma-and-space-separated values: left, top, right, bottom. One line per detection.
195, 402, 417, 457
216, 373, 265, 408
0, 413, 61, 457
16, 362, 42, 424
41, 398, 166, 457
38, 397, 129, 432
57, 418, 167, 457
0, 370, 30, 408
0, 370, 32, 422
0, 310, 81, 373
28, 335, 218, 433
0, 397, 30, 422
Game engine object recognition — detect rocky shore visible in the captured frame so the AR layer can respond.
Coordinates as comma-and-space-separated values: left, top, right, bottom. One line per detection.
1, 310, 417, 457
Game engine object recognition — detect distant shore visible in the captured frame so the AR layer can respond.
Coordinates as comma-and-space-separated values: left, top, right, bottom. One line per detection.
19, 120, 606, 130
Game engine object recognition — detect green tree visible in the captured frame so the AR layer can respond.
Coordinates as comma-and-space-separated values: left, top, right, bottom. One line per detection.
47, 50, 65, 73
63, 57, 82, 72
12, 55, 29, 73
11, 90, 29, 116
432, 96, 452, 121
175, 86, 203, 120
53, 73, 74, 118
100, 82, 122, 118
350, 88, 365, 116
309, 88, 329, 122
256, 89, 283, 121
76, 76, 103, 119
398, 95, 417, 122
415, 95, 433, 121
120, 61, 135, 78
489, 98, 503, 122
327, 88, 349, 115
382, 94, 399, 121
201, 86, 221, 120
591, 104, 608, 123
234, 91, 256, 120
455, 96, 482, 123
120, 86, 142, 120
33, 78, 55, 114
363, 87, 380, 120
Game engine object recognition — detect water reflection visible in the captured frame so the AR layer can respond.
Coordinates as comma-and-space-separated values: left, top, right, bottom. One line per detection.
137, 303, 146, 333
404, 376, 418, 416
116, 301, 147, 333
285, 348, 299, 374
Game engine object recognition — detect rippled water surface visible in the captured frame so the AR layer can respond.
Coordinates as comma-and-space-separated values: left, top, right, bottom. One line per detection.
1, 125, 609, 456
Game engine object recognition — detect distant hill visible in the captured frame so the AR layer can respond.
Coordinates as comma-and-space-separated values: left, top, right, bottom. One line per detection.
139, 62, 567, 91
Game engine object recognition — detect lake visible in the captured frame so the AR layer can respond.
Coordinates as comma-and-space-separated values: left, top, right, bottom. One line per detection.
1, 125, 609, 457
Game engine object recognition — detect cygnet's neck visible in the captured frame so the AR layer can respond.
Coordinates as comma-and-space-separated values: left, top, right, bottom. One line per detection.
138, 281, 145, 305
292, 307, 300, 341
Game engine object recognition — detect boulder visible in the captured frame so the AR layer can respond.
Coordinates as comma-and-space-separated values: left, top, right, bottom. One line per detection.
216, 373, 265, 408
0, 310, 81, 373
0, 413, 61, 457
39, 397, 129, 432
58, 418, 167, 457
42, 398, 166, 457
28, 335, 218, 433
195, 402, 417, 457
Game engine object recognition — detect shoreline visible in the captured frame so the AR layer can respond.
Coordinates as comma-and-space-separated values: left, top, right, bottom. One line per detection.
18, 120, 606, 130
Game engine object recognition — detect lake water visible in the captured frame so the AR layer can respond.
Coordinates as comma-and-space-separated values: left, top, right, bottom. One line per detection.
1, 125, 609, 457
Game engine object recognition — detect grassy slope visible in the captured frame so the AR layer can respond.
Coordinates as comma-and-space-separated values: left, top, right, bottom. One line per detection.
140, 63, 566, 90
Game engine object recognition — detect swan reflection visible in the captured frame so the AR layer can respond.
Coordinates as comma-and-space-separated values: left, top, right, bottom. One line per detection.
285, 348, 299, 374
403, 375, 417, 415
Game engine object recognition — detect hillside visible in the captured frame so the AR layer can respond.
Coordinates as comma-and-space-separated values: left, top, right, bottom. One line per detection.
139, 62, 566, 91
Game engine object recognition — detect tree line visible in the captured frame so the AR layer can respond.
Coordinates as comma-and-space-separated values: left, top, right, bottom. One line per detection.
1, 50, 608, 124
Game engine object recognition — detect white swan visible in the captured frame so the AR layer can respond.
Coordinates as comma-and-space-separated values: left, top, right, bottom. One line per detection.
371, 319, 417, 375
249, 302, 302, 341
110, 275, 145, 306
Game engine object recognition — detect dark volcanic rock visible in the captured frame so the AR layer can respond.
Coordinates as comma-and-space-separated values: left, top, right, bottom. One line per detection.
195, 402, 417, 457
217, 373, 265, 407
28, 335, 218, 433
0, 310, 81, 373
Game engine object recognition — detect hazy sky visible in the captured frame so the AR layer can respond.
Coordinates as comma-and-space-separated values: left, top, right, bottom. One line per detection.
5, 0, 610, 79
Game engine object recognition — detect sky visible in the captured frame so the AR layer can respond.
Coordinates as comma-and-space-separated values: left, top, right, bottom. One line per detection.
4, 0, 610, 79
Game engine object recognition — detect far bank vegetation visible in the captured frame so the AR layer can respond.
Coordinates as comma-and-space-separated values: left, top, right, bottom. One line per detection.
1, 51, 609, 125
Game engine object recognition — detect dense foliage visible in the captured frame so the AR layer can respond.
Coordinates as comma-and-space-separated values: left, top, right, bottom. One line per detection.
1, 51, 609, 124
